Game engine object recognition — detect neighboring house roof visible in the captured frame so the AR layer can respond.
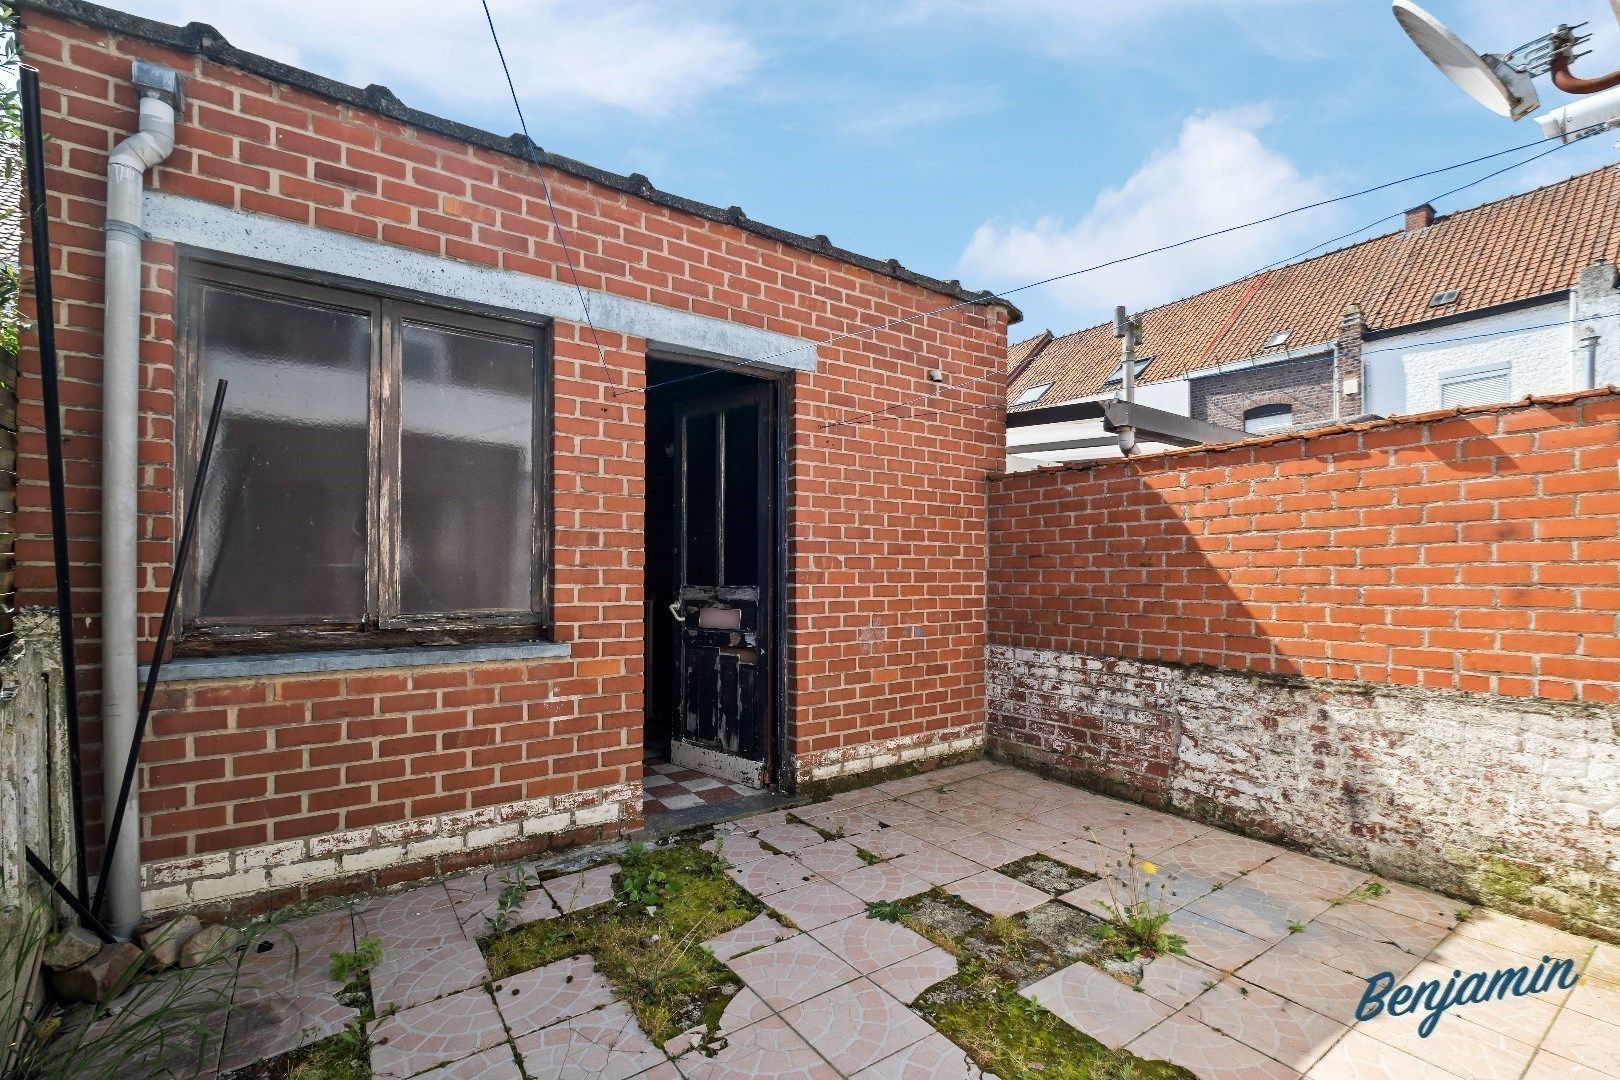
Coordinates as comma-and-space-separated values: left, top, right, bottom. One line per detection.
1009, 163, 1620, 411
1, 139, 19, 276
17, 0, 1020, 323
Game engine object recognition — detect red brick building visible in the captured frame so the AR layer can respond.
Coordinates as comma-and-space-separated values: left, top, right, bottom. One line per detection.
14, 0, 1015, 923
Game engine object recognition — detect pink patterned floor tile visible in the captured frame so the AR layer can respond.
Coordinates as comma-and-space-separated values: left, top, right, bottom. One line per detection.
704, 913, 797, 962
829, 862, 931, 904
1236, 950, 1379, 1026
415, 1042, 525, 1079
1127, 1012, 1300, 1080
513, 999, 666, 1080
491, 954, 618, 1038
1020, 961, 1172, 1048
768, 878, 867, 930
891, 845, 983, 887
1187, 977, 1347, 1071
357, 887, 466, 951
793, 840, 868, 878
1305, 1029, 1453, 1079
542, 864, 619, 914
1155, 832, 1280, 882
949, 831, 1037, 870
947, 869, 1048, 917
707, 832, 773, 868
370, 986, 509, 1080
1357, 1003, 1537, 1080
809, 915, 932, 974
1137, 953, 1219, 1009
868, 945, 958, 1003
754, 822, 827, 854
782, 977, 933, 1074
725, 933, 860, 1010
844, 828, 930, 860
852, 1031, 991, 1079
371, 937, 490, 1012
724, 852, 818, 898
1315, 900, 1450, 955
1260, 920, 1423, 981
1257, 851, 1370, 897
677, 1015, 840, 1080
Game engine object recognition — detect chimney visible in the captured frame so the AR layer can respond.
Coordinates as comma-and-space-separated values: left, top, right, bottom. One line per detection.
1404, 204, 1435, 231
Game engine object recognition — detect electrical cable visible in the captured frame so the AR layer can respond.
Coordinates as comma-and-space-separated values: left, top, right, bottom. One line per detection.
479, 0, 621, 396
820, 134, 1592, 435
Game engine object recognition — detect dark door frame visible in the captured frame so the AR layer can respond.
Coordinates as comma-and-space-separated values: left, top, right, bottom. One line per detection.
644, 347, 792, 791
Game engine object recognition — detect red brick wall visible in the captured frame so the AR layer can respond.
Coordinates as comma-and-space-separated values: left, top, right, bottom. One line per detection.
14, 9, 1007, 905
990, 390, 1620, 704
986, 391, 1620, 935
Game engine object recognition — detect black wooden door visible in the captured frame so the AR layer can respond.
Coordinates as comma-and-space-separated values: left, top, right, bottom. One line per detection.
671, 384, 772, 777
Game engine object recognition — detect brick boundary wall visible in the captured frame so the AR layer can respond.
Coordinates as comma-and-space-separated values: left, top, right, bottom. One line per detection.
988, 389, 1620, 938
14, 7, 1007, 912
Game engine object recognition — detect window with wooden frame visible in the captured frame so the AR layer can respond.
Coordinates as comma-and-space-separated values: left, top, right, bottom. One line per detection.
176, 259, 551, 655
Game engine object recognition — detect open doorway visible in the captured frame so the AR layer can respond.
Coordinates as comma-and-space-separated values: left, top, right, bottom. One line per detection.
644, 355, 783, 815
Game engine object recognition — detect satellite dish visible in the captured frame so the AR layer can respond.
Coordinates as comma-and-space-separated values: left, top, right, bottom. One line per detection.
1393, 0, 1540, 119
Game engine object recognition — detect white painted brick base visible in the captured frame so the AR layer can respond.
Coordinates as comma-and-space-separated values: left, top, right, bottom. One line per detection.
140, 782, 638, 913
989, 644, 1620, 937
795, 728, 984, 784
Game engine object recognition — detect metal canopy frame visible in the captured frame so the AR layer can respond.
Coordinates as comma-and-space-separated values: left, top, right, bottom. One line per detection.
1007, 399, 1246, 450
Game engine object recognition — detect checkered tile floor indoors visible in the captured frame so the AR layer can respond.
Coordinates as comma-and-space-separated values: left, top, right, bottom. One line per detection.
642, 750, 758, 816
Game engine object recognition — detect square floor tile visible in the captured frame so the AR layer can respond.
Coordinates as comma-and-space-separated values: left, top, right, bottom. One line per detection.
491, 954, 618, 1038
371, 937, 490, 1012
677, 1014, 839, 1079
414, 1041, 525, 1079
830, 862, 931, 904
810, 915, 932, 974
1306, 1028, 1453, 1079
947, 870, 1048, 917
704, 913, 797, 962
770, 878, 867, 930
358, 886, 465, 952
781, 977, 933, 1074
1236, 950, 1375, 1026
891, 846, 982, 887
794, 840, 868, 878
1021, 961, 1171, 1049
513, 1000, 666, 1080
542, 864, 619, 914
851, 1030, 990, 1079
726, 853, 818, 898
1535, 1008, 1620, 1078
1126, 1012, 1298, 1080
868, 945, 958, 1003
949, 831, 1036, 870
726, 934, 859, 1010
1188, 976, 1345, 1070
371, 986, 508, 1079
1137, 953, 1219, 1009
1261, 851, 1370, 896
754, 823, 827, 854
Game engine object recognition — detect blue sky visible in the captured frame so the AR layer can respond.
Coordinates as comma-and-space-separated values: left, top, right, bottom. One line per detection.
117, 0, 1620, 339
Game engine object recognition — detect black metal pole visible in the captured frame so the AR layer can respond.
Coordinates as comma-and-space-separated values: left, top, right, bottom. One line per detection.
91, 379, 226, 920
25, 847, 115, 944
21, 66, 90, 907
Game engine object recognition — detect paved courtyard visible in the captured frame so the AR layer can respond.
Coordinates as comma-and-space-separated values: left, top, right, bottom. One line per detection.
207, 760, 1617, 1079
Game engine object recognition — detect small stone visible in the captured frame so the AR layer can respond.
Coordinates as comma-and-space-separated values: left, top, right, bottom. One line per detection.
179, 924, 240, 969
50, 943, 142, 1003
139, 914, 201, 969
42, 926, 101, 972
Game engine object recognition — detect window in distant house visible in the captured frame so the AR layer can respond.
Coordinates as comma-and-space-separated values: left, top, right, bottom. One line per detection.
1428, 288, 1460, 308
1243, 403, 1293, 434
179, 260, 549, 653
1263, 330, 1291, 349
1103, 357, 1152, 385
1011, 382, 1052, 407
1437, 363, 1510, 408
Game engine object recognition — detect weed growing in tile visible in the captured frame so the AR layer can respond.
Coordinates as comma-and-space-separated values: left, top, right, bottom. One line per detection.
866, 900, 906, 922
1287, 920, 1307, 934
855, 846, 883, 865
479, 840, 761, 1045
619, 842, 672, 906
484, 866, 541, 935
1083, 846, 1186, 963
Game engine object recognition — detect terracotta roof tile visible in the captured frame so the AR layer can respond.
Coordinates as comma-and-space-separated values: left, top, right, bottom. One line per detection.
1010, 163, 1620, 411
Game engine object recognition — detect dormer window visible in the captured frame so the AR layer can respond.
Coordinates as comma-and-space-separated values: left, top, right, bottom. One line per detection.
1103, 358, 1152, 385
1429, 288, 1460, 308
1011, 382, 1052, 407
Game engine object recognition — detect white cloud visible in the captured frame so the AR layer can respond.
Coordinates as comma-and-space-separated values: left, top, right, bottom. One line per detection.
957, 107, 1337, 322
117, 0, 759, 118
836, 89, 997, 138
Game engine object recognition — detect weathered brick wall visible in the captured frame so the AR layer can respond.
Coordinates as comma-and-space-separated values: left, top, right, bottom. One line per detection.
15, 8, 1007, 910
1189, 352, 1338, 432
988, 390, 1620, 936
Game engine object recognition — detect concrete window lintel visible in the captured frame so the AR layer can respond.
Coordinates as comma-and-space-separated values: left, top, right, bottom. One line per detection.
145, 641, 572, 683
